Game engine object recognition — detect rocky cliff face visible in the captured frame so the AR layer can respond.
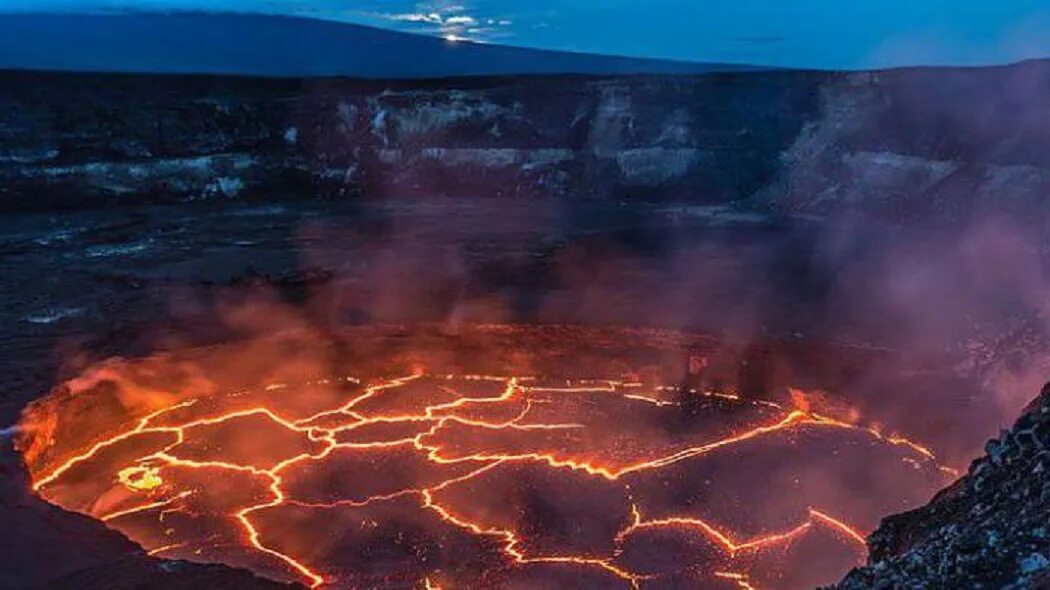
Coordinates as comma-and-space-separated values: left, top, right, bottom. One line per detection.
3, 61, 1049, 222
0, 70, 818, 209
836, 384, 1050, 589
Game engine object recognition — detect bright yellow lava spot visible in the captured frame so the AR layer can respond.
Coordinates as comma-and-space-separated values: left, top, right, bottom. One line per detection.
117, 465, 163, 491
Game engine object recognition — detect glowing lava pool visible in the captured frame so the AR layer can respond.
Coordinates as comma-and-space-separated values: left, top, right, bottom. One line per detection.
16, 327, 956, 590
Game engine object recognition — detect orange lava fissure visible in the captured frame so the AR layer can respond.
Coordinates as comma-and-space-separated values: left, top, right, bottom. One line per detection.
23, 373, 956, 590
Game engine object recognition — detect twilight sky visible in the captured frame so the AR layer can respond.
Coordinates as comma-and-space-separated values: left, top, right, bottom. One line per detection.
1, 0, 1049, 69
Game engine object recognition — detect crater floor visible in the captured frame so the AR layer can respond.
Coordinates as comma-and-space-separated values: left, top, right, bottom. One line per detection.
22, 367, 954, 589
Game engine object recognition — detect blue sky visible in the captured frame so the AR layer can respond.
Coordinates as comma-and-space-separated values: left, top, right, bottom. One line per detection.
2, 0, 1049, 69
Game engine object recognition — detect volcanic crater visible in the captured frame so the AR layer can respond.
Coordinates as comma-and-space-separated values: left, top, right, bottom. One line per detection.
17, 326, 956, 590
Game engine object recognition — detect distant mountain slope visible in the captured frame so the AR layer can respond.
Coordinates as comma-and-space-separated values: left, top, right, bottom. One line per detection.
0, 12, 759, 78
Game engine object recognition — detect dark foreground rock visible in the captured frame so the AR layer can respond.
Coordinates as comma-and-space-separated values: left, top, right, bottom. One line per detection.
836, 384, 1050, 589
0, 437, 300, 590
36, 558, 301, 590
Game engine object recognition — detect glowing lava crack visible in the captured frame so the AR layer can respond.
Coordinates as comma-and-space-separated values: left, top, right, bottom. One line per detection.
21, 373, 956, 589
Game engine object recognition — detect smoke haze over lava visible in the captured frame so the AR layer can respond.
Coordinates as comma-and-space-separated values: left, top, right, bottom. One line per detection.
15, 182, 1050, 588
17, 326, 955, 589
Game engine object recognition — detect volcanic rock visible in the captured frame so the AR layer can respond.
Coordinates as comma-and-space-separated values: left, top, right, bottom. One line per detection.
2, 60, 1050, 224
835, 383, 1050, 589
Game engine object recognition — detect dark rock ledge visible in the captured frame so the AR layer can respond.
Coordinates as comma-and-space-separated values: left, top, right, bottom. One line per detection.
836, 384, 1050, 590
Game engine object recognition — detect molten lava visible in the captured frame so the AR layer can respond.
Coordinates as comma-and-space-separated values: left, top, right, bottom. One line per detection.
19, 370, 956, 589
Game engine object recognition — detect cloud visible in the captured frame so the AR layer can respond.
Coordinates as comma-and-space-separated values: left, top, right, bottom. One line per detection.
372, 2, 512, 43
389, 12, 443, 25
